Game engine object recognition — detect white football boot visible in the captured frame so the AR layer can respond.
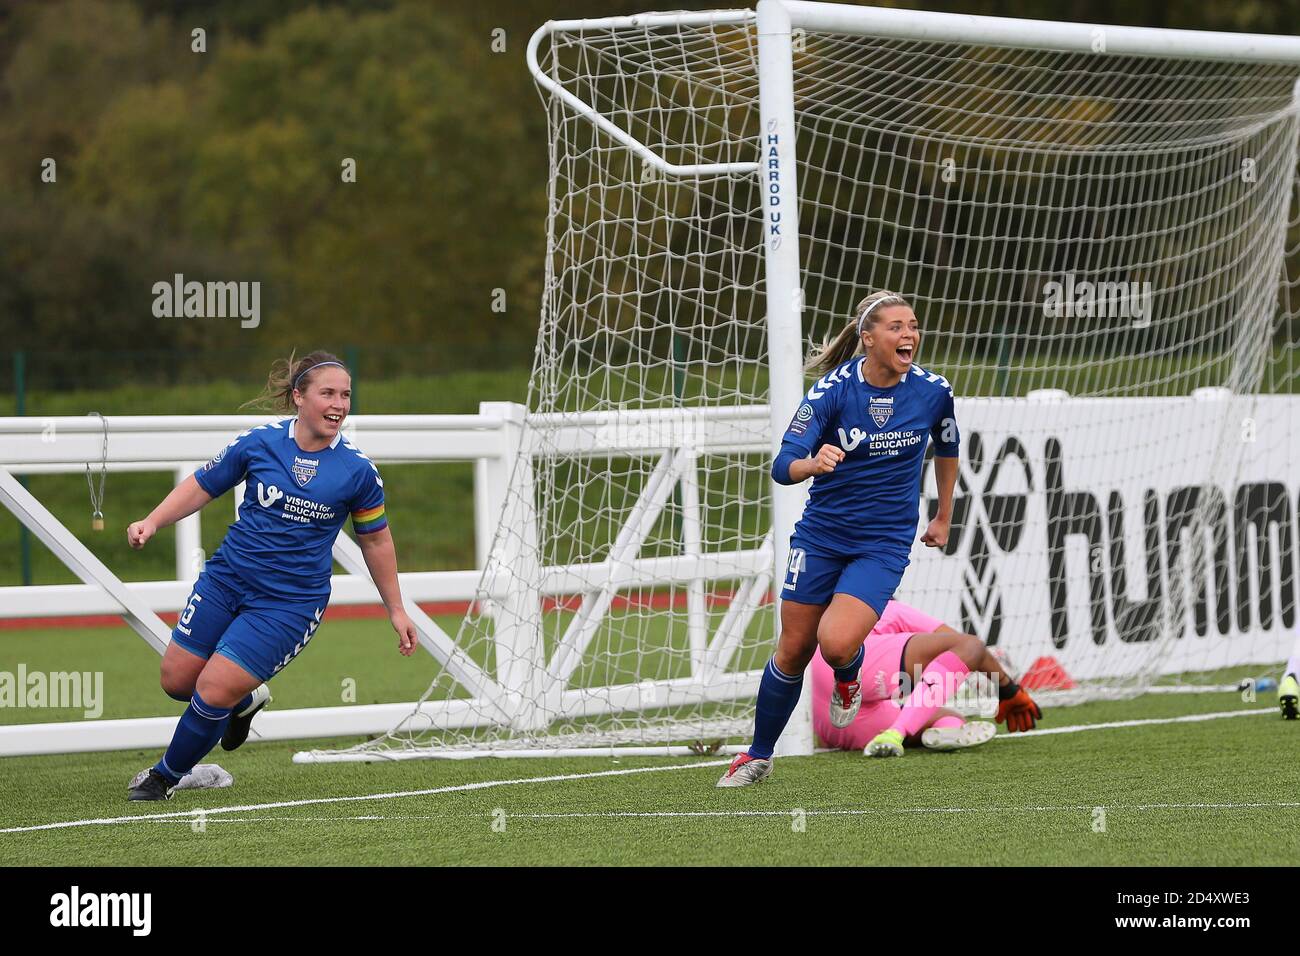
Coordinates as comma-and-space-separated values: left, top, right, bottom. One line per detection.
828, 679, 862, 729
921, 720, 997, 752
715, 753, 773, 788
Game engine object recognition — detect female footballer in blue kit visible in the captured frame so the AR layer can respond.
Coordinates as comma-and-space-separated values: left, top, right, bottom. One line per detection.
718, 290, 1034, 787
125, 351, 418, 801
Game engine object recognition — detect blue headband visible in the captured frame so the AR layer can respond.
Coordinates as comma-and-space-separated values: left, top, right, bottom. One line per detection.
856, 295, 906, 338
293, 361, 346, 390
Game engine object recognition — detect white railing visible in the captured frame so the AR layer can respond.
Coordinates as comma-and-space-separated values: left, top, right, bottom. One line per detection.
0, 405, 524, 587
0, 403, 773, 755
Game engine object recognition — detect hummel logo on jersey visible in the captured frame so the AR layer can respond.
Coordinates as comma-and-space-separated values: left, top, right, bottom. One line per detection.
869, 395, 894, 427
342, 439, 384, 488
256, 482, 284, 508
292, 456, 318, 487
274, 607, 325, 674
202, 432, 245, 472
806, 362, 854, 400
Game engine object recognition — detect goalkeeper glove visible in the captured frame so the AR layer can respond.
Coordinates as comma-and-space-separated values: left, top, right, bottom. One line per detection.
995, 683, 1041, 733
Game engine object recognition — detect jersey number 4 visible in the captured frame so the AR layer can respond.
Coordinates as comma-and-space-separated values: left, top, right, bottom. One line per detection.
784, 548, 807, 590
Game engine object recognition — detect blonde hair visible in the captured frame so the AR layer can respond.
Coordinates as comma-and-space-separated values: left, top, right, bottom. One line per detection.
804, 290, 910, 376
240, 349, 349, 413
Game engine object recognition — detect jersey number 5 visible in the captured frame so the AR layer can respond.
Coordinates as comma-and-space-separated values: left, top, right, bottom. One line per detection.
177, 592, 203, 636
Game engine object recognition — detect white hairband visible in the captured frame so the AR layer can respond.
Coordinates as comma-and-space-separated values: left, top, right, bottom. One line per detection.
856, 295, 906, 338
293, 361, 345, 389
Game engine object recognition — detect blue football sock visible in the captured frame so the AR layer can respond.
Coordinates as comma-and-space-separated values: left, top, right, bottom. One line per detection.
234, 692, 254, 715
748, 658, 804, 760
154, 691, 232, 784
832, 644, 864, 684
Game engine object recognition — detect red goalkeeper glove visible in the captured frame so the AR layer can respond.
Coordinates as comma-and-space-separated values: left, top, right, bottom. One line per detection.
996, 685, 1041, 733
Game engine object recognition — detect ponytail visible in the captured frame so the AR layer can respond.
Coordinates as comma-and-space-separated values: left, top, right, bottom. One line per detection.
804, 290, 909, 376
240, 349, 349, 413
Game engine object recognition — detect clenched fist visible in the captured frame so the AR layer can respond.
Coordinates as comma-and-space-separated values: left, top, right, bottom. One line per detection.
807, 444, 845, 476
127, 520, 157, 550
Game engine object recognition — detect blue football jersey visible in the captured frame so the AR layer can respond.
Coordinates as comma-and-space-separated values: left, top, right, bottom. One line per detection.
193, 418, 387, 601
777, 357, 959, 556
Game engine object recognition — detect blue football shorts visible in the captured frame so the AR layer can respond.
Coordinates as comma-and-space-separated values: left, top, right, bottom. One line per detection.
781, 536, 910, 616
169, 568, 328, 683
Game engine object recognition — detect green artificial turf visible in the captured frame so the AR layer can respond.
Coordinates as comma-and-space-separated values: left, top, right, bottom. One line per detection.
2, 618, 1297, 866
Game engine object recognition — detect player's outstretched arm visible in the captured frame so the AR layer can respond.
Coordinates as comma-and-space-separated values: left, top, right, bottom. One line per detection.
127, 475, 213, 550
356, 526, 418, 656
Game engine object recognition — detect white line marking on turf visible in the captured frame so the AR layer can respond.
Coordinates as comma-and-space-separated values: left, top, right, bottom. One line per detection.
0, 759, 734, 834
506, 802, 1300, 818
118, 802, 1300, 825
994, 707, 1273, 738
0, 706, 1276, 835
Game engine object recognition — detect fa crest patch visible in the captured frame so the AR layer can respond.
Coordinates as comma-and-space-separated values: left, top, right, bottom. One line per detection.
292, 455, 319, 487
869, 395, 894, 428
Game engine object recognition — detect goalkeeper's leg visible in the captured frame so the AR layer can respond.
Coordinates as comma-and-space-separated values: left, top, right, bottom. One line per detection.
920, 711, 997, 751
866, 645, 971, 756
903, 629, 1041, 733
866, 630, 1039, 756
810, 644, 994, 754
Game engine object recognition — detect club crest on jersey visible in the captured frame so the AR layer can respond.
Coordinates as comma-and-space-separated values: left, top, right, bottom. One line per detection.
869, 396, 894, 428
292, 455, 319, 487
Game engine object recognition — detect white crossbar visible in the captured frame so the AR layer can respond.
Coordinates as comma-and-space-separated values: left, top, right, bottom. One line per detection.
783, 1, 1300, 64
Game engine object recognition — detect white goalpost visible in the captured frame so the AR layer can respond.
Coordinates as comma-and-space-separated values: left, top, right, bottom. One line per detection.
295, 1, 1300, 763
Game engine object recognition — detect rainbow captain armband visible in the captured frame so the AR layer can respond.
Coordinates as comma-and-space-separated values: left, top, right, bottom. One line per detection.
351, 504, 387, 535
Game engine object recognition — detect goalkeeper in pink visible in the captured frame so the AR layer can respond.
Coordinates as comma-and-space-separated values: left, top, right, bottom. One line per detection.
809, 599, 1041, 755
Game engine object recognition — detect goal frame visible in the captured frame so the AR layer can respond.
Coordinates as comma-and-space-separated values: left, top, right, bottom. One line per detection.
6, 5, 1299, 763
514, 1, 1300, 758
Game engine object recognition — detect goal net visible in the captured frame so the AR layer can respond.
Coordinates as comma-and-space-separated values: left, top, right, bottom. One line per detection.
300, 3, 1300, 761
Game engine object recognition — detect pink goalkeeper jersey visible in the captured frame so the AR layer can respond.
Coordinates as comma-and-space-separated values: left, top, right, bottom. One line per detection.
871, 600, 945, 637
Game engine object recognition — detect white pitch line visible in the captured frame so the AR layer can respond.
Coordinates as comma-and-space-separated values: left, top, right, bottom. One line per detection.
507, 801, 1300, 819
0, 759, 733, 835
122, 801, 1300, 825
994, 706, 1273, 738
0, 705, 1278, 836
